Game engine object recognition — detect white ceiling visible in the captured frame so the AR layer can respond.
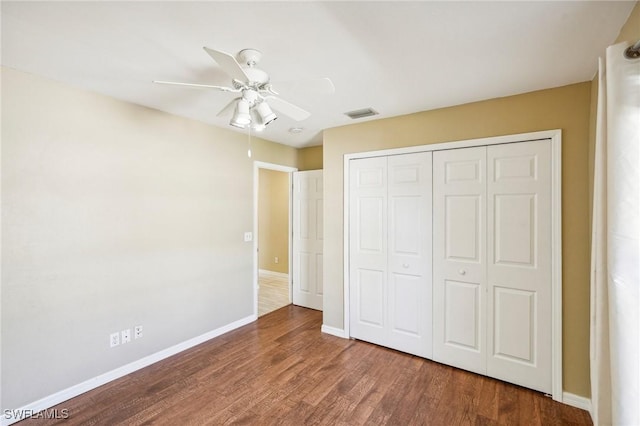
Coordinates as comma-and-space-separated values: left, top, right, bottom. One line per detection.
1, 1, 635, 148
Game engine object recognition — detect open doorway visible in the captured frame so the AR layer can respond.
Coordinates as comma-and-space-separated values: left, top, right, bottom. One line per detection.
253, 162, 297, 317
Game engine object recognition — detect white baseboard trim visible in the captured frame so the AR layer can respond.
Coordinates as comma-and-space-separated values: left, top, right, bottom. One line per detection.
1, 314, 257, 426
562, 392, 592, 412
258, 269, 289, 279
321, 324, 348, 339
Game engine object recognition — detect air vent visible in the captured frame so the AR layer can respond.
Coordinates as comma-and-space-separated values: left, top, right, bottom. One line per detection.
344, 108, 379, 119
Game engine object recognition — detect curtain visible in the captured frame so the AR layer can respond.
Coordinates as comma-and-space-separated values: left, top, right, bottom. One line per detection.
590, 42, 640, 426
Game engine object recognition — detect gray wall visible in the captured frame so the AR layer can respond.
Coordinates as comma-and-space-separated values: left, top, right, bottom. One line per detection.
1, 67, 298, 409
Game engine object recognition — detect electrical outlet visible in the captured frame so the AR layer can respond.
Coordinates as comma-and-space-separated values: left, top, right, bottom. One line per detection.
110, 332, 120, 348
121, 329, 131, 344
274, 256, 279, 264
243, 232, 253, 242
134, 325, 143, 339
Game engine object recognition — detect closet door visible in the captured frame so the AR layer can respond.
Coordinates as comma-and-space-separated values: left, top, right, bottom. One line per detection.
433, 147, 487, 374
349, 156, 388, 347
387, 153, 432, 357
349, 153, 432, 358
486, 140, 551, 393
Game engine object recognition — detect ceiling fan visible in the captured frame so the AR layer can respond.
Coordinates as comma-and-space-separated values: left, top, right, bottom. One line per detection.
154, 47, 334, 131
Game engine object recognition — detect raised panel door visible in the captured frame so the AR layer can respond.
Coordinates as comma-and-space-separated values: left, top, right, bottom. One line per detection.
433, 147, 487, 374
387, 153, 432, 358
293, 170, 323, 310
487, 140, 552, 393
349, 153, 432, 358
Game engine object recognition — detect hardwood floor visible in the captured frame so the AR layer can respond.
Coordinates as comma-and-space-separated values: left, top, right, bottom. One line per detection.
258, 271, 290, 317
19, 306, 591, 425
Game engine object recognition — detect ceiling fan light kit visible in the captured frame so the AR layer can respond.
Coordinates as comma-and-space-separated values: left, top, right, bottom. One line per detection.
230, 99, 251, 128
230, 90, 276, 130
249, 110, 266, 132
154, 47, 334, 133
256, 101, 277, 126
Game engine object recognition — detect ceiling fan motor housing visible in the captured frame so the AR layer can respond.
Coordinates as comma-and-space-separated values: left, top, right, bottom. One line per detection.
236, 49, 269, 86
243, 67, 269, 86
237, 49, 262, 66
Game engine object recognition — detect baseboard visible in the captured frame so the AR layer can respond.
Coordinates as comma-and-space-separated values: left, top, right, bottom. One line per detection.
562, 392, 592, 412
258, 269, 289, 279
1, 314, 257, 426
321, 324, 348, 339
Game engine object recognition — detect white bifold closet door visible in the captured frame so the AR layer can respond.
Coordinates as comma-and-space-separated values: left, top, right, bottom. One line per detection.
349, 152, 432, 358
486, 140, 552, 393
432, 146, 488, 374
433, 140, 552, 393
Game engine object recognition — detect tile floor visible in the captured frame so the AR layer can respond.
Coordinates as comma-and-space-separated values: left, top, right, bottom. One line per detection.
258, 271, 290, 316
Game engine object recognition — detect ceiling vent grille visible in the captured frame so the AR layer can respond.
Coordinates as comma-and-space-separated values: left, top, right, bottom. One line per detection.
344, 108, 379, 119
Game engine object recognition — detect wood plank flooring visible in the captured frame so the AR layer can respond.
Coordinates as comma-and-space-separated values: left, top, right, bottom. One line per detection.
19, 306, 592, 425
258, 271, 290, 317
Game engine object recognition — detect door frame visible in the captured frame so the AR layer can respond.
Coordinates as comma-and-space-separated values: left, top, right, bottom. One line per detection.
253, 161, 298, 317
343, 129, 562, 401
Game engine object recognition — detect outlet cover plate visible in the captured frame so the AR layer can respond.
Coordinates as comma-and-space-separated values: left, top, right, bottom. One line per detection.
110, 332, 120, 347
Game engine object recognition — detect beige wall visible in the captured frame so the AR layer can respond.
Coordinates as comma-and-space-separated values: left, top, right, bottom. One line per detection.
1, 67, 298, 409
258, 169, 289, 274
323, 82, 592, 397
297, 145, 323, 170
615, 1, 640, 44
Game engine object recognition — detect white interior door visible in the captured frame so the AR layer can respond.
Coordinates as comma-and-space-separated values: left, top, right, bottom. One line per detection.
345, 133, 559, 396
349, 156, 387, 346
486, 140, 552, 393
292, 170, 323, 311
433, 146, 487, 375
433, 141, 553, 392
349, 153, 432, 358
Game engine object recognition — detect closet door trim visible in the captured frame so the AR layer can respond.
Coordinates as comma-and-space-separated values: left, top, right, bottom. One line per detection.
343, 129, 562, 402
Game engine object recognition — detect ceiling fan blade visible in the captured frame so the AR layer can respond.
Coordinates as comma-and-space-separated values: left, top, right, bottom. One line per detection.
153, 80, 239, 92
203, 47, 249, 82
265, 96, 311, 121
270, 77, 335, 96
217, 98, 240, 117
